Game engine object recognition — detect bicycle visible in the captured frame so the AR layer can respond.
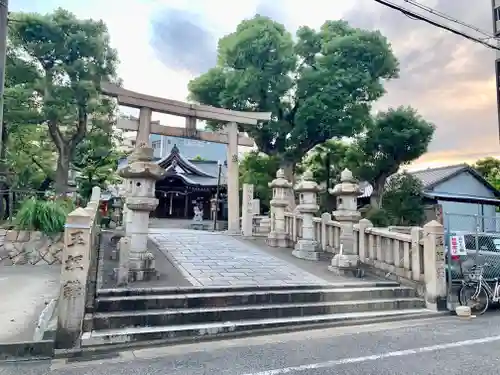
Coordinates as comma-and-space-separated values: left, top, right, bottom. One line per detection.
459, 263, 500, 315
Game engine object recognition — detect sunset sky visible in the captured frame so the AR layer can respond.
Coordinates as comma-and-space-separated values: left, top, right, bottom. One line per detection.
12, 0, 500, 168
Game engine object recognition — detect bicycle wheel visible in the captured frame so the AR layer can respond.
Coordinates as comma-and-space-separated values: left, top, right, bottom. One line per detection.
459, 284, 489, 315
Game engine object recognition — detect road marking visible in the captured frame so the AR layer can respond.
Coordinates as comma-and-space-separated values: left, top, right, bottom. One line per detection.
242, 334, 500, 375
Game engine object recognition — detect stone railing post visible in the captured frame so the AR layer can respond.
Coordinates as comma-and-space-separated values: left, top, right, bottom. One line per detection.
358, 218, 373, 262
320, 213, 332, 251
423, 220, 447, 311
411, 227, 423, 281
267, 169, 292, 248
56, 207, 93, 349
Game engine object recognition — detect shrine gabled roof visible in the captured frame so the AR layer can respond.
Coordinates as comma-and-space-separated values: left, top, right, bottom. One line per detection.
156, 144, 215, 178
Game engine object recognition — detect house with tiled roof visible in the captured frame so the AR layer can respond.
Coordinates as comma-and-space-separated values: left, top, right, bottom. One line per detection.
359, 164, 500, 232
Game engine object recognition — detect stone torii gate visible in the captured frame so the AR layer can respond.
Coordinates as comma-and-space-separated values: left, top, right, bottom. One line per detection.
101, 82, 271, 233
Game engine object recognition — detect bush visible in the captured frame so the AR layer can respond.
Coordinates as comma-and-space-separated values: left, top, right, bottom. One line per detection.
15, 198, 72, 234
365, 207, 391, 227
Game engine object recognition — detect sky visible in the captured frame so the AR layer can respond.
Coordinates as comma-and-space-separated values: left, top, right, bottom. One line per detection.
11, 0, 500, 169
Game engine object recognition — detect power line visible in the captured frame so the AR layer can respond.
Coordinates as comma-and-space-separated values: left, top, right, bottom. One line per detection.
373, 0, 500, 51
403, 0, 495, 41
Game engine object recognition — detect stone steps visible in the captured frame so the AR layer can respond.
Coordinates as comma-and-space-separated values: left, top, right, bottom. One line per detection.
81, 309, 437, 347
81, 282, 437, 347
96, 286, 418, 311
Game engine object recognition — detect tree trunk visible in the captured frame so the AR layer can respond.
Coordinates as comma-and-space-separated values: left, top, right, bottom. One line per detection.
55, 147, 70, 196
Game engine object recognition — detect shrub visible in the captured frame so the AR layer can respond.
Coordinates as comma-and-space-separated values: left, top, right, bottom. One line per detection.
365, 207, 391, 227
15, 198, 72, 234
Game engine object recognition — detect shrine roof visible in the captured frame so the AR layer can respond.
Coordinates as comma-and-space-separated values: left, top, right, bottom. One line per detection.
157, 145, 227, 186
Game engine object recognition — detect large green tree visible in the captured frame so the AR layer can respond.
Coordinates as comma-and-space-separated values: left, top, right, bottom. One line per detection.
8, 8, 118, 194
189, 16, 399, 174
4, 41, 55, 190
72, 103, 122, 201
347, 106, 435, 207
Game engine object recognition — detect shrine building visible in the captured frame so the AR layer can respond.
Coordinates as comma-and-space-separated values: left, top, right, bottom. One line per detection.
118, 136, 229, 220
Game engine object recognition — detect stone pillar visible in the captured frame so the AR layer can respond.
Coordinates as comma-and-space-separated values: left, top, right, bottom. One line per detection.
226, 122, 240, 233
328, 169, 362, 275
137, 107, 152, 145
117, 237, 130, 286
242, 183, 254, 237
56, 207, 93, 349
267, 169, 292, 248
118, 146, 166, 283
357, 218, 373, 262
292, 170, 322, 261
252, 199, 260, 215
423, 220, 447, 311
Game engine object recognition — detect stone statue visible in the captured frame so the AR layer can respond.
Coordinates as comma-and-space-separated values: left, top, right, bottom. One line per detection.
193, 205, 203, 222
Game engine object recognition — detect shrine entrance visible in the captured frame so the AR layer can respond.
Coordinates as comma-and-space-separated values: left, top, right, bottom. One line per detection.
102, 82, 271, 234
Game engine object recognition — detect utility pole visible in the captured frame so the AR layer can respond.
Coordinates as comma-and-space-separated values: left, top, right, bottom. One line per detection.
492, 0, 500, 142
0, 0, 8, 163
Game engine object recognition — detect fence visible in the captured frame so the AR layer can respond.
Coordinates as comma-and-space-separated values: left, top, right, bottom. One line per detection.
444, 213, 500, 284
0, 188, 41, 222
280, 212, 426, 286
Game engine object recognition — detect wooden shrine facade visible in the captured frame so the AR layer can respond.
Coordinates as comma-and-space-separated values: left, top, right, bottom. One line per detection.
153, 145, 227, 220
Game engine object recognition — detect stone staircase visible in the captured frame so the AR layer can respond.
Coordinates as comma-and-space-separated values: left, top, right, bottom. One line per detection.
81, 282, 439, 347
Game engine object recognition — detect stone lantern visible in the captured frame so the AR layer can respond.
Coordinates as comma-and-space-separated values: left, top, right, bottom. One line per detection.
292, 170, 322, 261
267, 169, 292, 248
328, 168, 362, 275
118, 146, 166, 282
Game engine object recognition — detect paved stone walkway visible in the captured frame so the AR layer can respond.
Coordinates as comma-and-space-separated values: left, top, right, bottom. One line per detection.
149, 229, 330, 287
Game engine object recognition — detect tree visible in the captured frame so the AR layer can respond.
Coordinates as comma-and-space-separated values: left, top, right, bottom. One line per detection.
72, 107, 122, 201
8, 9, 118, 195
473, 157, 500, 189
382, 173, 425, 226
189, 16, 399, 176
4, 41, 56, 190
239, 151, 280, 210
347, 106, 435, 207
299, 139, 349, 189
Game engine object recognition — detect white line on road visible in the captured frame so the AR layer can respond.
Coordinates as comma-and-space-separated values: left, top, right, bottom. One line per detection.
242, 334, 500, 375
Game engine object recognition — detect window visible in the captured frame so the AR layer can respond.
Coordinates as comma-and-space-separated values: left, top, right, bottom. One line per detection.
151, 140, 161, 149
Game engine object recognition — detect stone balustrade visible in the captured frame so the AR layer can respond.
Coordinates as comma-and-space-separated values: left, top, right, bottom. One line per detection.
261, 168, 446, 311
55, 186, 101, 349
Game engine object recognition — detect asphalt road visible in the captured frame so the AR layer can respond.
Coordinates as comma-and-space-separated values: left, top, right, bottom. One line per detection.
4, 313, 500, 375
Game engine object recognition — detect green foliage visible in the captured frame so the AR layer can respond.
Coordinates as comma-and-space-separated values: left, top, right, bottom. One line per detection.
192, 155, 206, 161
365, 207, 391, 228
473, 157, 500, 191
299, 139, 350, 188
347, 106, 435, 207
239, 151, 280, 209
382, 173, 425, 226
72, 107, 122, 200
8, 8, 119, 194
189, 16, 399, 166
15, 198, 72, 234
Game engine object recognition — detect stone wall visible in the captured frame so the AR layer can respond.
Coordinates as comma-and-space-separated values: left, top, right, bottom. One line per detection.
0, 230, 64, 266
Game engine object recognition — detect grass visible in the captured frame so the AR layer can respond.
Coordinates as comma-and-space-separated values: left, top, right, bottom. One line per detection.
15, 197, 74, 235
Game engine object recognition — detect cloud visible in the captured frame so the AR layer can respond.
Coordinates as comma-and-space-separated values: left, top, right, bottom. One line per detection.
144, 0, 500, 165
342, 0, 500, 162
150, 7, 217, 75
